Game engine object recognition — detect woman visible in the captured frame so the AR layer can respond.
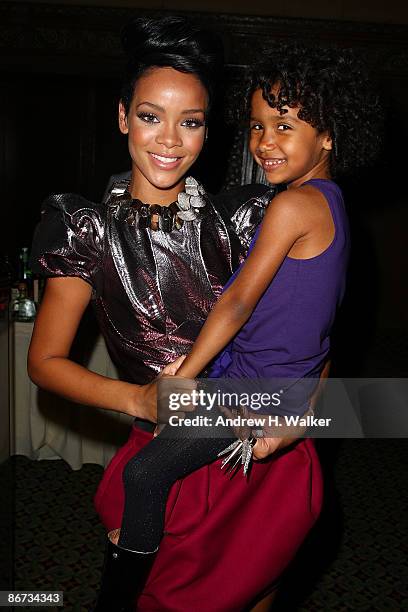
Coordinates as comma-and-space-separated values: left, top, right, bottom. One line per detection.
28, 17, 320, 611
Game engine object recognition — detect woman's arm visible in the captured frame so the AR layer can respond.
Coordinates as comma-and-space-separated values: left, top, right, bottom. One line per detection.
177, 189, 309, 378
28, 276, 154, 420
252, 359, 331, 458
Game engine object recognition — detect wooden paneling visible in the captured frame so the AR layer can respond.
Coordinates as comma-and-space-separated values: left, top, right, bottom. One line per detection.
1, 2, 408, 349
8, 0, 408, 25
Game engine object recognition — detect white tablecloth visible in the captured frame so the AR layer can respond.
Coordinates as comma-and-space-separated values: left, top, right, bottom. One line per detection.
10, 321, 133, 470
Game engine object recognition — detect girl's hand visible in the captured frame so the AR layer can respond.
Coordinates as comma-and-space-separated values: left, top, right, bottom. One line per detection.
159, 355, 187, 377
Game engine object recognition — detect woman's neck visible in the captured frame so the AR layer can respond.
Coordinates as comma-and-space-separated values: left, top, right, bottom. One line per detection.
129, 170, 186, 206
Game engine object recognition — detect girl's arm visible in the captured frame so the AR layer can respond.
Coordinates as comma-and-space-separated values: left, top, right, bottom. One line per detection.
177, 189, 309, 378
28, 276, 155, 420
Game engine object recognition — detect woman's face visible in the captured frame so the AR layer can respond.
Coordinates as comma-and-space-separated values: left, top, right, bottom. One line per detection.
119, 67, 208, 204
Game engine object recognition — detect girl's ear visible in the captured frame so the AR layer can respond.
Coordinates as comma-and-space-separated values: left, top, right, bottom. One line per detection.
322, 134, 333, 151
118, 101, 129, 135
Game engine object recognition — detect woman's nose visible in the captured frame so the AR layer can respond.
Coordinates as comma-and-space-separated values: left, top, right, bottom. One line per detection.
156, 123, 182, 149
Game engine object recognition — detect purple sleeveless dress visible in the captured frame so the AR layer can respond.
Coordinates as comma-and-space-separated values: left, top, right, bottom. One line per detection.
210, 178, 350, 395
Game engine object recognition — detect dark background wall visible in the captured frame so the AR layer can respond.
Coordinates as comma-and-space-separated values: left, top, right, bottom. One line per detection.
1, 0, 408, 374
8, 0, 408, 24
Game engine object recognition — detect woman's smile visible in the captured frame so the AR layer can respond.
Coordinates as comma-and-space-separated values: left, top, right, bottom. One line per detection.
148, 152, 183, 170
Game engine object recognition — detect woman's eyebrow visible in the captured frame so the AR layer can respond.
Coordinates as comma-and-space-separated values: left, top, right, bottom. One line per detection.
181, 108, 205, 114
136, 101, 164, 111
135, 102, 205, 115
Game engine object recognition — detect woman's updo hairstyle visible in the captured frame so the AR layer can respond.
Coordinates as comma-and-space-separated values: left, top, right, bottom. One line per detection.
120, 15, 224, 115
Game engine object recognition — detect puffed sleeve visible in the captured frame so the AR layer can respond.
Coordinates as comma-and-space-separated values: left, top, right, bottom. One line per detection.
30, 193, 105, 295
213, 184, 277, 253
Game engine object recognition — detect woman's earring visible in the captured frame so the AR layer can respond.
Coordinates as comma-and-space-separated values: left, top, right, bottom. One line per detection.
205, 130, 209, 142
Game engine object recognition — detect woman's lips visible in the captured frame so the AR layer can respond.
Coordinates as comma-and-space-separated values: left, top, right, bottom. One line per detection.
259, 157, 287, 172
149, 152, 183, 170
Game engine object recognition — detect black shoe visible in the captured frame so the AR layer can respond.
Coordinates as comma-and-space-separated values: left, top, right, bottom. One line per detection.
93, 539, 157, 611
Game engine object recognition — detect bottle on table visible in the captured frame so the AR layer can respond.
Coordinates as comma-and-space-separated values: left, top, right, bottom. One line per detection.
32, 274, 44, 305
14, 282, 36, 322
0, 254, 13, 320
11, 248, 37, 321
18, 247, 33, 297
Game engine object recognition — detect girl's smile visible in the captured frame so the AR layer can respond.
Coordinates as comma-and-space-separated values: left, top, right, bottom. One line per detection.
257, 157, 287, 172
249, 87, 332, 188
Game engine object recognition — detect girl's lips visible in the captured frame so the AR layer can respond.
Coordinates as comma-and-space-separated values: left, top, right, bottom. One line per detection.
149, 152, 183, 170
259, 158, 287, 172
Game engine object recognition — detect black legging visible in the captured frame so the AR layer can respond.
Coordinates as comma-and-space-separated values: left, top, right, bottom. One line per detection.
118, 410, 234, 552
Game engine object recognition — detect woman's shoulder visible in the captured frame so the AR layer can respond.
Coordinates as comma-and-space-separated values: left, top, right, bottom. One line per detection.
212, 183, 273, 219
31, 192, 106, 288
40, 192, 105, 219
38, 192, 106, 249
209, 183, 277, 254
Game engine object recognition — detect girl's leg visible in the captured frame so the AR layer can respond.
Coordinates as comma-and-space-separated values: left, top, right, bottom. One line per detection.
119, 415, 233, 552
94, 413, 233, 611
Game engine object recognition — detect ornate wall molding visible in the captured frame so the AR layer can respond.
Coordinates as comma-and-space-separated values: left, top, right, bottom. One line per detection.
2, 1, 408, 76
2, 2, 408, 196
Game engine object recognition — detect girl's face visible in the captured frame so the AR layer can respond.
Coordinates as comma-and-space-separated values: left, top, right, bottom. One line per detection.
119, 67, 208, 204
249, 87, 332, 188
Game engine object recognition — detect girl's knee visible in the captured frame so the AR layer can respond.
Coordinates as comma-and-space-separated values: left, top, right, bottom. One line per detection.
122, 454, 147, 488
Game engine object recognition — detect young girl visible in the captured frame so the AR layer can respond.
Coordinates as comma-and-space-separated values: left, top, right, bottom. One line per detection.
95, 44, 381, 610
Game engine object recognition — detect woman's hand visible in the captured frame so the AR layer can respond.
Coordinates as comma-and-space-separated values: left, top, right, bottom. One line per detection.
218, 404, 304, 462
133, 379, 160, 423
134, 369, 196, 424
252, 437, 284, 460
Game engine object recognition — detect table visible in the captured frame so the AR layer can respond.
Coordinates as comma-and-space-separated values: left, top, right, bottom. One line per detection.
10, 321, 133, 470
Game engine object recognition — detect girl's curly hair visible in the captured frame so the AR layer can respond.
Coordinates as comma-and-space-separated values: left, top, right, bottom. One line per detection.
246, 43, 382, 176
